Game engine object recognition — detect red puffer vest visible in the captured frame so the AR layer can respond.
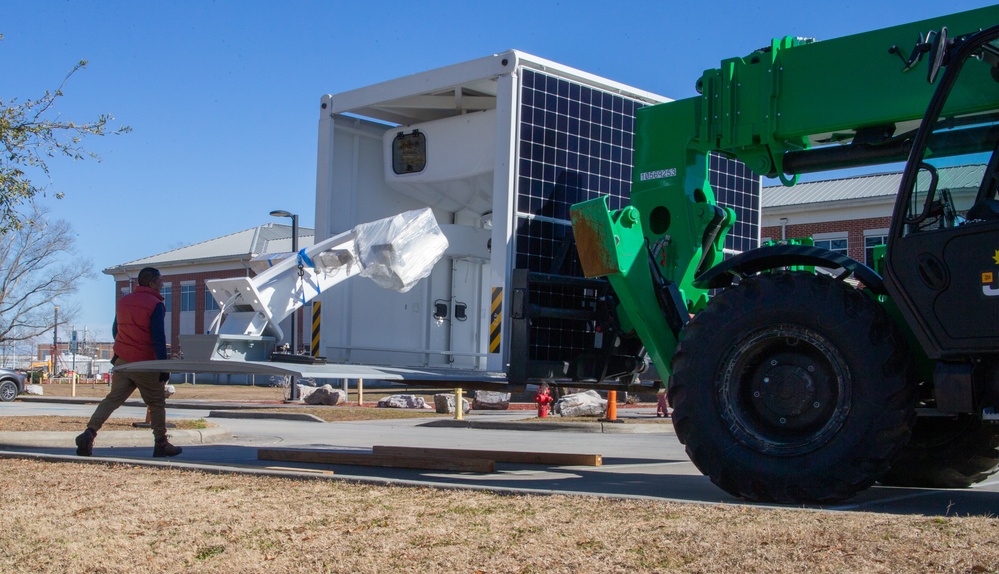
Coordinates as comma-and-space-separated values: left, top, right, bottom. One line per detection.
113, 286, 165, 362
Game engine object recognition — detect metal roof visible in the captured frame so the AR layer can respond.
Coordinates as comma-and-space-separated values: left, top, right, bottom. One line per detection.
103, 223, 315, 274
763, 164, 986, 208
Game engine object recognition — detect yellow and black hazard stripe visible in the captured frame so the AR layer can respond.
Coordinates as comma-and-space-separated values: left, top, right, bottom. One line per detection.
311, 301, 322, 357
489, 287, 502, 353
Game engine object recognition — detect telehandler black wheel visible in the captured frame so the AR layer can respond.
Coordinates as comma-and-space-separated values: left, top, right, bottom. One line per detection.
669, 272, 916, 504
879, 415, 999, 488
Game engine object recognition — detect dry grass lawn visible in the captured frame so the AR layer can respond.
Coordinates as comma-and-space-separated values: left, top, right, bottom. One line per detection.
1, 458, 996, 573
3, 388, 997, 572
34, 382, 291, 401
35, 382, 523, 405
34, 382, 659, 406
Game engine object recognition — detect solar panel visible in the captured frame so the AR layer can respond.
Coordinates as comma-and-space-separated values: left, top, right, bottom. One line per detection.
516, 69, 639, 274
513, 69, 760, 378
709, 152, 761, 253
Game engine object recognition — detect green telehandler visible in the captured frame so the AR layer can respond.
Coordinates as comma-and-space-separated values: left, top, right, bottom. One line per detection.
571, 6, 999, 503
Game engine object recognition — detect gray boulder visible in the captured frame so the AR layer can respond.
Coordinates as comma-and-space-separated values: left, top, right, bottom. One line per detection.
297, 384, 319, 402
23, 384, 43, 396
378, 394, 429, 409
433, 393, 471, 414
472, 390, 511, 410
302, 384, 346, 406
555, 390, 607, 417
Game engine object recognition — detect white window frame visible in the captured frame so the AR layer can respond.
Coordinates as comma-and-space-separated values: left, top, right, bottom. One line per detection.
863, 228, 890, 268
180, 282, 197, 312
811, 231, 848, 256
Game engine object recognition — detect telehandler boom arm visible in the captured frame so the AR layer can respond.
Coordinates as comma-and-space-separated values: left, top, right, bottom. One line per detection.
571, 5, 999, 380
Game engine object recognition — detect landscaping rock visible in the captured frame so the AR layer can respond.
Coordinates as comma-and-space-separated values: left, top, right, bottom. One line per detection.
555, 390, 607, 417
302, 384, 346, 406
24, 384, 43, 396
433, 393, 471, 414
472, 390, 510, 410
378, 394, 429, 409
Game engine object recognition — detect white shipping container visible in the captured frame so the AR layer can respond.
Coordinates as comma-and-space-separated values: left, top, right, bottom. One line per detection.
313, 50, 668, 384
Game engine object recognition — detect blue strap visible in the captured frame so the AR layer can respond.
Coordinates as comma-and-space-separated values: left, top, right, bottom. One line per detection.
296, 248, 319, 304
297, 248, 315, 268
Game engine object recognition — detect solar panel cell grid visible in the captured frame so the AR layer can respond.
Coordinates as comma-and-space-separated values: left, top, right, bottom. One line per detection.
514, 68, 759, 368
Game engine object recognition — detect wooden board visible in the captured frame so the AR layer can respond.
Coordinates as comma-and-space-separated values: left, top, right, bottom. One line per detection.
257, 448, 495, 472
372, 445, 602, 467
264, 466, 335, 475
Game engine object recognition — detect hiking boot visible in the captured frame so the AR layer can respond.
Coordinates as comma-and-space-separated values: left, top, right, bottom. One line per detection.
153, 438, 182, 458
75, 428, 96, 457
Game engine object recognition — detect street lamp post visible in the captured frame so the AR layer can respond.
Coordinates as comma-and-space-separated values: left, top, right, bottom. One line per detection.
52, 305, 59, 376
270, 209, 300, 402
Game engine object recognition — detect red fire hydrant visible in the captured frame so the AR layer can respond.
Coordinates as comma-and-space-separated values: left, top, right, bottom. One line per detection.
535, 386, 554, 418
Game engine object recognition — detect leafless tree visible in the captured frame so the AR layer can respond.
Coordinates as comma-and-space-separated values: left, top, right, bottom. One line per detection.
0, 205, 94, 344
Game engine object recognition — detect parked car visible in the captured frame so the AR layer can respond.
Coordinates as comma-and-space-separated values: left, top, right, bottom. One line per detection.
0, 368, 27, 402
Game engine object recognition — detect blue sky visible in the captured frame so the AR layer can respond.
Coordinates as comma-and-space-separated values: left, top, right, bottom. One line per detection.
2, 0, 995, 341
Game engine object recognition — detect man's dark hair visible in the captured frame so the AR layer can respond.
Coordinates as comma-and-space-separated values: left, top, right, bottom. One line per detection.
137, 267, 161, 287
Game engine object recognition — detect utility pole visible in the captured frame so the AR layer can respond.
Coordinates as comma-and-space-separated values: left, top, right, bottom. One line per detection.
51, 305, 58, 376
71, 326, 77, 376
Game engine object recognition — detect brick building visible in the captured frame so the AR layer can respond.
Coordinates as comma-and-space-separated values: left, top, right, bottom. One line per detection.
761, 164, 983, 267
103, 223, 314, 357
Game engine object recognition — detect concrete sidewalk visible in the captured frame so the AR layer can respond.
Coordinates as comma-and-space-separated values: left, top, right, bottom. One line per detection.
0, 426, 231, 449
3, 395, 672, 450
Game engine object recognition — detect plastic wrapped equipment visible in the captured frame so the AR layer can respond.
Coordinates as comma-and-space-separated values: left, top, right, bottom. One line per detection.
313, 248, 356, 275
353, 207, 449, 292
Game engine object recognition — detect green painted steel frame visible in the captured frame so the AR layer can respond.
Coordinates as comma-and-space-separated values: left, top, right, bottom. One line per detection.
571, 5, 999, 381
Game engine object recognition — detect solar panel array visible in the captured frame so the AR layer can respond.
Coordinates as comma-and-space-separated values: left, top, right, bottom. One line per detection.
513, 68, 759, 374
515, 69, 638, 275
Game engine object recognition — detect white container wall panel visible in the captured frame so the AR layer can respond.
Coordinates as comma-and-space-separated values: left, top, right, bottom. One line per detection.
382, 109, 496, 215
322, 115, 485, 367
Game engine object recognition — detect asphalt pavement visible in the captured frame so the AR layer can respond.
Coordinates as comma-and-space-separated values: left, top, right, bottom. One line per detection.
2, 396, 998, 517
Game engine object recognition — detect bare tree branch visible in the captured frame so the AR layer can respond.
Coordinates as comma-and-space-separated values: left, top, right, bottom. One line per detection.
0, 205, 94, 344
0, 38, 131, 232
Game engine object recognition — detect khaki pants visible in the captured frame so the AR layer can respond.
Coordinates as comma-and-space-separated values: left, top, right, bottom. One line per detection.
88, 360, 167, 440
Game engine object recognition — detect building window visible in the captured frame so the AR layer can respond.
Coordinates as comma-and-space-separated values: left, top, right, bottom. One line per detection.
865, 235, 888, 267
205, 289, 220, 311
813, 237, 848, 256
161, 285, 172, 312
181, 285, 196, 312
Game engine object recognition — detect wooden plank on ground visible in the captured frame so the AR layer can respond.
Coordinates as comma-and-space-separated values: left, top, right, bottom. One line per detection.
264, 466, 336, 475
372, 445, 602, 467
257, 448, 495, 472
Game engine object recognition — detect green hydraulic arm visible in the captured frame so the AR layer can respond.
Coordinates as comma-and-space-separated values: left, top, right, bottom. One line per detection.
570, 5, 999, 380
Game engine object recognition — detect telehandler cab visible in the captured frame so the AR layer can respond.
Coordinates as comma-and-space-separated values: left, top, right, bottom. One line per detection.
571, 7, 999, 503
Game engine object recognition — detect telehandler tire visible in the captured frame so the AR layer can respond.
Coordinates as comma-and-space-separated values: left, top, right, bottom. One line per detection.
879, 415, 999, 488
669, 272, 916, 504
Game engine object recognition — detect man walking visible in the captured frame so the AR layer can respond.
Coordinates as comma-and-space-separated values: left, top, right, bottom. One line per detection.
76, 267, 181, 457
